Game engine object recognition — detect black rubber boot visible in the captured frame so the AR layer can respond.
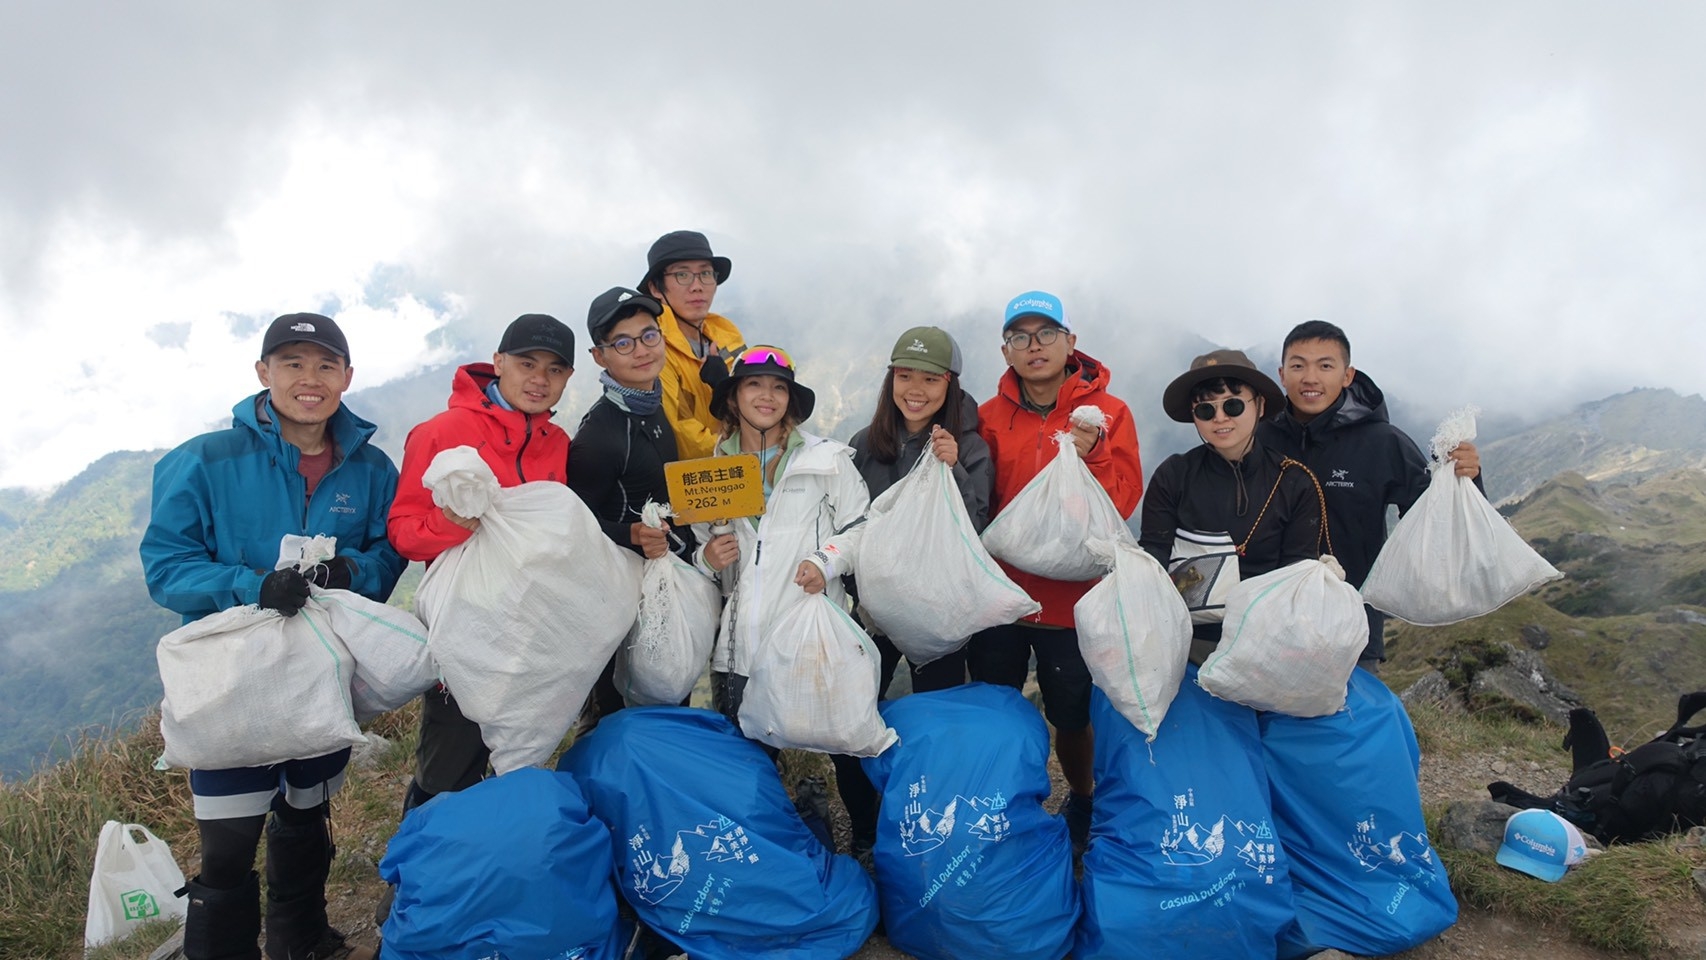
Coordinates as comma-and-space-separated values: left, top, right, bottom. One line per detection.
181, 873, 262, 960
263, 803, 336, 960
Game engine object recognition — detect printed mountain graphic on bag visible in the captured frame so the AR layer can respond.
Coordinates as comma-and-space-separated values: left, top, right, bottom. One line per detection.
1347, 814, 1438, 876
1160, 814, 1278, 875
899, 792, 1012, 855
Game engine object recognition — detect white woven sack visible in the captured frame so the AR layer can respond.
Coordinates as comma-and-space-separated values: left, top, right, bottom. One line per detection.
617, 553, 722, 706
981, 429, 1132, 581
156, 600, 365, 770
854, 447, 1040, 664
739, 592, 899, 757
314, 589, 435, 721
1362, 407, 1562, 626
1075, 539, 1193, 739
413, 446, 642, 774
1199, 557, 1367, 717
84, 821, 188, 949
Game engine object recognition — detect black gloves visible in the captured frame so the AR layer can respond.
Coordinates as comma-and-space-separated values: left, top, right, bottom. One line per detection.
698, 353, 729, 387
258, 568, 311, 617
306, 556, 356, 591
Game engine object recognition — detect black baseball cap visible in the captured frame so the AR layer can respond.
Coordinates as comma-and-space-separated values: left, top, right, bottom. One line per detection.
587, 286, 664, 344
261, 313, 350, 362
497, 314, 575, 367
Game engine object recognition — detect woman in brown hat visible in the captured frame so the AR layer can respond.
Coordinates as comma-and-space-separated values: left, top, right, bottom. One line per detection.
1140, 349, 1325, 662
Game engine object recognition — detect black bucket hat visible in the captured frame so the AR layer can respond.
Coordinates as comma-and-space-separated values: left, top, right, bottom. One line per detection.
708, 345, 816, 423
1161, 349, 1284, 423
638, 230, 732, 293
586, 286, 664, 344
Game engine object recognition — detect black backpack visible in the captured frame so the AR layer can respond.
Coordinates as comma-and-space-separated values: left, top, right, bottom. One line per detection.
1489, 691, 1706, 845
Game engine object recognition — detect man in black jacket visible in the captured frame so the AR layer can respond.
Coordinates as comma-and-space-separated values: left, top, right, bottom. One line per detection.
568, 286, 692, 720
1257, 320, 1481, 666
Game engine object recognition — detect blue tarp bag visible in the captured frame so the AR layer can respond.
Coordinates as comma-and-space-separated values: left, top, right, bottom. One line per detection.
1264, 667, 1458, 958
557, 706, 878, 960
1075, 666, 1298, 960
378, 767, 624, 960
860, 683, 1078, 960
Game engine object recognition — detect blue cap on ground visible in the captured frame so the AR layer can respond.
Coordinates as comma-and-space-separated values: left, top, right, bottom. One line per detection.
1495, 809, 1587, 882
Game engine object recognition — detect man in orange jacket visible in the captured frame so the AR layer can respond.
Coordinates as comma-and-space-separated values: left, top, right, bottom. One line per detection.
970, 290, 1143, 855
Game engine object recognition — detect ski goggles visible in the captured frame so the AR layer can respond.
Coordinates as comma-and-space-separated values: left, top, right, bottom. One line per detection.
1192, 396, 1250, 421
736, 345, 795, 370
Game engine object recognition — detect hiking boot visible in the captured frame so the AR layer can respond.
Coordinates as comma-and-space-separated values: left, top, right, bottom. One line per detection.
852, 842, 876, 876
180, 873, 262, 960
274, 926, 372, 960
1058, 791, 1093, 855
793, 776, 833, 850
372, 882, 395, 935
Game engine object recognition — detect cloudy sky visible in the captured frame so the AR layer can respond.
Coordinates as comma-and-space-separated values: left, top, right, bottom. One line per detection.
3, 3, 1702, 489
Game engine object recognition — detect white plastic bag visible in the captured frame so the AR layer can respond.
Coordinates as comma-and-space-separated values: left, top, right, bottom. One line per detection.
1362, 407, 1563, 626
739, 592, 899, 757
314, 589, 436, 721
618, 504, 722, 705
853, 447, 1040, 663
981, 426, 1132, 581
1076, 539, 1194, 739
84, 821, 189, 949
156, 599, 365, 770
1199, 557, 1367, 717
413, 447, 642, 774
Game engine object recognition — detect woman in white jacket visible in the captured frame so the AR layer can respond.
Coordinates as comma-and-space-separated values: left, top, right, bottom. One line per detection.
694, 345, 870, 721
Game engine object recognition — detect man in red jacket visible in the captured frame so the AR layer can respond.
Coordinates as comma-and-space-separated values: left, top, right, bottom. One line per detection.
387, 314, 575, 811
970, 290, 1143, 854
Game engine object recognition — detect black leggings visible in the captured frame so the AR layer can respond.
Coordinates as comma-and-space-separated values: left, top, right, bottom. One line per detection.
198, 795, 326, 889
832, 635, 966, 848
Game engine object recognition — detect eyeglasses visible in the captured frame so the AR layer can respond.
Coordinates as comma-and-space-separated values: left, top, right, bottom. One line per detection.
1003, 327, 1065, 350
737, 345, 794, 369
598, 327, 663, 355
1192, 397, 1250, 421
665, 268, 718, 287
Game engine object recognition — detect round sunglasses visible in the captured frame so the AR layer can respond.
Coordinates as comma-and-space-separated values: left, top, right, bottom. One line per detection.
1193, 396, 1251, 421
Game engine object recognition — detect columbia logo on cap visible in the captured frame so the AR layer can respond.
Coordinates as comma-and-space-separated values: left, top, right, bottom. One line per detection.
1011, 299, 1053, 312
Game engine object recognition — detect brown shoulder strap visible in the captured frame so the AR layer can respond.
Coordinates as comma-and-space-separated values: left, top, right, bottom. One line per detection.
1237, 457, 1333, 558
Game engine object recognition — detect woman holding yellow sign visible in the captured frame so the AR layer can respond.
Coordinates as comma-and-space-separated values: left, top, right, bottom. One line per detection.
692, 346, 870, 722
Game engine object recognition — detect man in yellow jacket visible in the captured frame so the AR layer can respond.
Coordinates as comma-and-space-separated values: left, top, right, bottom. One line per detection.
640, 230, 747, 459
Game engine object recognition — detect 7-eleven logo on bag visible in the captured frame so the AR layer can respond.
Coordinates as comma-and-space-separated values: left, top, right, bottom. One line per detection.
121, 889, 161, 920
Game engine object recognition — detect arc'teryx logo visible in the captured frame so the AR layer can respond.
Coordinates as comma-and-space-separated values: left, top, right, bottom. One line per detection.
331, 492, 356, 515
1332, 469, 1348, 480
1326, 468, 1355, 489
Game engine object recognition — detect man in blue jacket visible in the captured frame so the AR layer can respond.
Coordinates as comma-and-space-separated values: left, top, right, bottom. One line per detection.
142, 313, 402, 960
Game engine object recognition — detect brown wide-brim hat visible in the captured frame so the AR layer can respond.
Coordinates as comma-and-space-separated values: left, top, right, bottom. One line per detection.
1162, 349, 1285, 423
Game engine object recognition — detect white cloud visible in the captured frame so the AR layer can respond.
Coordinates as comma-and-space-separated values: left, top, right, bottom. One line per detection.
3, 2, 1705, 488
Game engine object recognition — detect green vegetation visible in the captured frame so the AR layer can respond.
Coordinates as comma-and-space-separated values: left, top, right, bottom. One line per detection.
1441, 836, 1705, 955
1, 707, 420, 960
0, 451, 162, 592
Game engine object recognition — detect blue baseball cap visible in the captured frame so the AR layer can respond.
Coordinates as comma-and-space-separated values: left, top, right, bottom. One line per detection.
1003, 290, 1070, 332
1496, 810, 1588, 882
